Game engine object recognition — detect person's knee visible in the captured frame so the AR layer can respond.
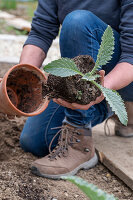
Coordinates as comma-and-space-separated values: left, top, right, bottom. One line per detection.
20, 132, 48, 157
62, 10, 96, 32
20, 132, 31, 152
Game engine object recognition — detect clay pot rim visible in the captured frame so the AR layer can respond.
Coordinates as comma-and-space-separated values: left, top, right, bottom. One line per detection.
3, 63, 49, 117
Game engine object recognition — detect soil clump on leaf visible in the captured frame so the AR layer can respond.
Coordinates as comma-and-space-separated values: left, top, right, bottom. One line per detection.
43, 55, 101, 104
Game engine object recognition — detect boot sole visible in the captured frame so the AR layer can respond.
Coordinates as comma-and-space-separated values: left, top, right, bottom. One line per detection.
31, 153, 98, 179
115, 131, 133, 138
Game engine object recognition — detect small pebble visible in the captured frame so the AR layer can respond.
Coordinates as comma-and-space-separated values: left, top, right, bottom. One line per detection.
74, 194, 79, 198
64, 192, 68, 197
103, 176, 108, 181
106, 173, 111, 179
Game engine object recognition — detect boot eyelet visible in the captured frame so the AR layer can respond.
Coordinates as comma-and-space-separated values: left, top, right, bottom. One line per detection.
84, 148, 90, 152
76, 139, 80, 143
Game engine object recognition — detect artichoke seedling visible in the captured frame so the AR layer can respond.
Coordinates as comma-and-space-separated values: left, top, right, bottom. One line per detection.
44, 26, 128, 126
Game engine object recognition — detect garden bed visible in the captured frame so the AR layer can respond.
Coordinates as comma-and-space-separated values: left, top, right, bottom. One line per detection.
0, 104, 132, 199
0, 3, 133, 200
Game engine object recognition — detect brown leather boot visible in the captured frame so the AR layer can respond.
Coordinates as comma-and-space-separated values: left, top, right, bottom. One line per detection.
115, 102, 133, 137
31, 124, 98, 179
109, 102, 133, 137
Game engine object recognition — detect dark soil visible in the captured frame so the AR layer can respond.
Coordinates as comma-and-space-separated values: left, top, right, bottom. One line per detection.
0, 115, 132, 200
44, 55, 101, 105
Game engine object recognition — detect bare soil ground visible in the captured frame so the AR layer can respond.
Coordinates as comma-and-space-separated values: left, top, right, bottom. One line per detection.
0, 63, 133, 200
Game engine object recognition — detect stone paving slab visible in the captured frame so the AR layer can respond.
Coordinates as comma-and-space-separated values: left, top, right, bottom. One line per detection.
7, 18, 31, 32
0, 10, 14, 19
0, 34, 60, 65
0, 10, 60, 65
93, 121, 133, 190
0, 34, 27, 63
0, 10, 31, 31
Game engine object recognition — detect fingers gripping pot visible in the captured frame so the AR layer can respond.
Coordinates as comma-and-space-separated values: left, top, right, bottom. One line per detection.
0, 64, 49, 116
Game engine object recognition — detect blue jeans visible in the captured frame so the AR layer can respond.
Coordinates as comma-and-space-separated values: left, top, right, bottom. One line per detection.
20, 10, 133, 157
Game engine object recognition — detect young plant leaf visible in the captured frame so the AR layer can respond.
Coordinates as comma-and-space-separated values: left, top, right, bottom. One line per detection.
62, 176, 118, 200
90, 25, 114, 75
82, 73, 100, 81
92, 81, 128, 126
44, 58, 83, 77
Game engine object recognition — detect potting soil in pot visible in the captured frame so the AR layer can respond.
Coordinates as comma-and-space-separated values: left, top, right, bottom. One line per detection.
6, 67, 45, 113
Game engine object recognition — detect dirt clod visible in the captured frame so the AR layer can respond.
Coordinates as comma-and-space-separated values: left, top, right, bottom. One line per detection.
45, 55, 101, 104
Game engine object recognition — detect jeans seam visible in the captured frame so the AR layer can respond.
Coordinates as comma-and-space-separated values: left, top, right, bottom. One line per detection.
44, 104, 62, 148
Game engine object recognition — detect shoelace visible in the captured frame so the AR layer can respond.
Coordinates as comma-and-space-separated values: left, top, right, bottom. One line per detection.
48, 125, 79, 160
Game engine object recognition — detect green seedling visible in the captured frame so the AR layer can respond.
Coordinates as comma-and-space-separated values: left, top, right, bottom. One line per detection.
44, 26, 128, 126
62, 176, 118, 200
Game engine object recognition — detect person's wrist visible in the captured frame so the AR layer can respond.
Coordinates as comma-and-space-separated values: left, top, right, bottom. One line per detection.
103, 75, 114, 90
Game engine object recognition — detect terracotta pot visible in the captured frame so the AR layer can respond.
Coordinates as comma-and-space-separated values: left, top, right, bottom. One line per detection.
0, 64, 49, 116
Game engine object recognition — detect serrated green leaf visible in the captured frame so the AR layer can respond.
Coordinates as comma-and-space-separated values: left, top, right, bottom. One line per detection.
82, 73, 100, 81
90, 26, 114, 75
92, 81, 128, 126
44, 58, 83, 77
62, 176, 117, 200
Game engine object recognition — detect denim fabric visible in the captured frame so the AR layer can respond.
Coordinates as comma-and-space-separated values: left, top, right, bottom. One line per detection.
20, 10, 133, 156
20, 100, 65, 156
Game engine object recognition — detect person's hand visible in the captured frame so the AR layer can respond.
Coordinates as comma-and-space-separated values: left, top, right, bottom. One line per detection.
53, 70, 105, 110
